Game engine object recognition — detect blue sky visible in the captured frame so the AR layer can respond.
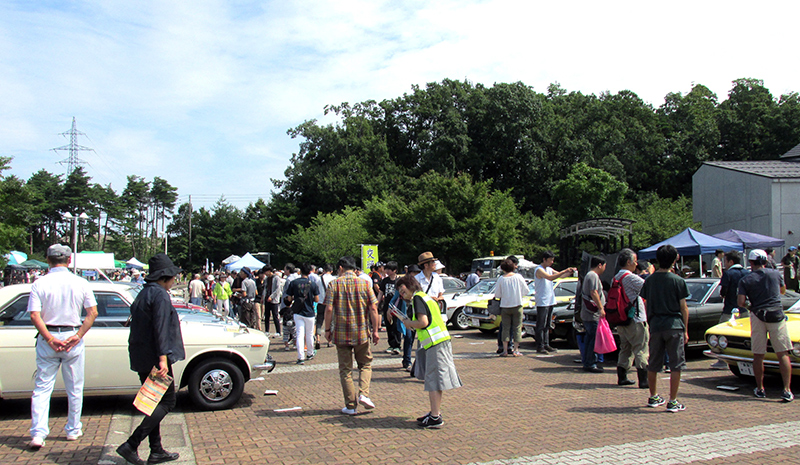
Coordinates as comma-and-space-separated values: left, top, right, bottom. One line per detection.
2, 0, 798, 210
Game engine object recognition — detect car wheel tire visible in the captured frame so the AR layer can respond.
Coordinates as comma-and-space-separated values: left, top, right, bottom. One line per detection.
478, 328, 497, 334
452, 309, 470, 331
728, 363, 749, 380
188, 358, 245, 410
567, 327, 579, 349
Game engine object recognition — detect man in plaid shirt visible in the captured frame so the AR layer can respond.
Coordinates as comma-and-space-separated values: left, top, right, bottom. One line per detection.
323, 256, 380, 415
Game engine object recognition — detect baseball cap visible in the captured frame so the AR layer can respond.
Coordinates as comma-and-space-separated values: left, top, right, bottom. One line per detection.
46, 244, 72, 258
748, 249, 768, 261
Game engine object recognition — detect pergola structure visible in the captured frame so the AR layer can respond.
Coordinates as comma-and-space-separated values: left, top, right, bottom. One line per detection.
559, 217, 635, 265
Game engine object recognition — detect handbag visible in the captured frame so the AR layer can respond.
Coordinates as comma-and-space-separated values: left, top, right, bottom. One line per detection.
594, 317, 617, 354
487, 298, 502, 316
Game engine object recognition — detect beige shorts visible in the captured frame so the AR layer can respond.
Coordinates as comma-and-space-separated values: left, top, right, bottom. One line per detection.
750, 317, 792, 354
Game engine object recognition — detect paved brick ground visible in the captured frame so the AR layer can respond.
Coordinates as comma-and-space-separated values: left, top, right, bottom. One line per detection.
1, 330, 798, 464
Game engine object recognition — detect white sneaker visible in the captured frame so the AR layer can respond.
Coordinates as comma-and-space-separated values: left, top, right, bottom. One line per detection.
66, 431, 83, 441
30, 436, 45, 450
341, 407, 357, 415
358, 394, 375, 410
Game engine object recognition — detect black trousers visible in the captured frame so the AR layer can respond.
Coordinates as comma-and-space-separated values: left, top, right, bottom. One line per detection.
264, 303, 281, 334
126, 366, 176, 452
535, 306, 554, 348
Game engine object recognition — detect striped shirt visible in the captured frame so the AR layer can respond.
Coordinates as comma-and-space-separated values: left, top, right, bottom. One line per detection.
323, 271, 378, 346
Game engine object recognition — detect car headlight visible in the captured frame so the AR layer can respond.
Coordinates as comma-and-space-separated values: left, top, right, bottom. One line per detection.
792, 342, 800, 357
718, 336, 728, 349
708, 335, 718, 348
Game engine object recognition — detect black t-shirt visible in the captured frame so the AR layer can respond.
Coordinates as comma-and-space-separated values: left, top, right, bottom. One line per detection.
379, 276, 397, 312
412, 295, 432, 325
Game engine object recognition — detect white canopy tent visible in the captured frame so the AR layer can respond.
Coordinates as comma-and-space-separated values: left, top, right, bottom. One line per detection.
126, 257, 146, 269
224, 253, 266, 272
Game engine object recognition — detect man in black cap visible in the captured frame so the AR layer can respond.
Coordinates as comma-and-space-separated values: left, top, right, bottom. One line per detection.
117, 253, 184, 465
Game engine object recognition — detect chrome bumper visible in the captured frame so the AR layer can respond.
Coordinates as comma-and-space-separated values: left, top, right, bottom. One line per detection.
703, 350, 800, 369
253, 354, 276, 373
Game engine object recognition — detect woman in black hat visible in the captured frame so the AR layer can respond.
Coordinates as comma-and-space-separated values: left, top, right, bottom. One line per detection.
116, 253, 184, 465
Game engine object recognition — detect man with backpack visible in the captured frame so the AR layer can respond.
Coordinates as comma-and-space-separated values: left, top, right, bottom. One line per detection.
609, 249, 649, 388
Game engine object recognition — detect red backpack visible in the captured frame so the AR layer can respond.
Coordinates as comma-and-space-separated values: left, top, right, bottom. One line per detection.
606, 272, 634, 326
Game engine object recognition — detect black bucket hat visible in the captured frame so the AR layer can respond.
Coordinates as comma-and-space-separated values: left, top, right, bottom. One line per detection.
145, 253, 183, 282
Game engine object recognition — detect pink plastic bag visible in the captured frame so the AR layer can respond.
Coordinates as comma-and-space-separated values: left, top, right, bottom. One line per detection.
594, 317, 617, 354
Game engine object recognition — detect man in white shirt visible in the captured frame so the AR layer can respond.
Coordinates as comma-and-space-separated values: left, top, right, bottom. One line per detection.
27, 244, 98, 450
414, 252, 444, 301
187, 274, 205, 306
465, 268, 482, 289
534, 251, 575, 354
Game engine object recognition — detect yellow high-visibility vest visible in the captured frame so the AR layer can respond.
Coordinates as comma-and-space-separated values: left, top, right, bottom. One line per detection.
412, 291, 451, 349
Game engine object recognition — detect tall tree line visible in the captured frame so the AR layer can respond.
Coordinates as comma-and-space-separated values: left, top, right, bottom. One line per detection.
0, 160, 178, 262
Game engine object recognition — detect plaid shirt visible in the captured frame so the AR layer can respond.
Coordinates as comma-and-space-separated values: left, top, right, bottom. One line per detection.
323, 271, 377, 346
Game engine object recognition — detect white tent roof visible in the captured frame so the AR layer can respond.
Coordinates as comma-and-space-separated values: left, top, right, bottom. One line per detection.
224, 252, 266, 272
221, 254, 241, 265
126, 257, 146, 267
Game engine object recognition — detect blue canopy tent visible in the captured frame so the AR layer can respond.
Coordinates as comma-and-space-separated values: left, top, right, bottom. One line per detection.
638, 228, 743, 275
711, 229, 785, 249
224, 252, 266, 272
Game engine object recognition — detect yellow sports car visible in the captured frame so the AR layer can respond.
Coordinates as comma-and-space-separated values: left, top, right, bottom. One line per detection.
464, 278, 577, 334
704, 305, 800, 378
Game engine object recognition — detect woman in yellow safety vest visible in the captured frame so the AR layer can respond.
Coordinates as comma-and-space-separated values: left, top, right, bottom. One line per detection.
393, 274, 462, 429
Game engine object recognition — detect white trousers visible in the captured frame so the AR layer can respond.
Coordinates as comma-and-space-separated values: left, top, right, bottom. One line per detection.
294, 314, 316, 360
216, 298, 230, 317
31, 330, 85, 439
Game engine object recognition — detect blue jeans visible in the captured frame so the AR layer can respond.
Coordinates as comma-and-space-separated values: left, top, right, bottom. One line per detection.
582, 320, 599, 369
31, 330, 85, 439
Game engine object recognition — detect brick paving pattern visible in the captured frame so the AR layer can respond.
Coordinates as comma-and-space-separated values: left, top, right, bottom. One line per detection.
1, 331, 798, 464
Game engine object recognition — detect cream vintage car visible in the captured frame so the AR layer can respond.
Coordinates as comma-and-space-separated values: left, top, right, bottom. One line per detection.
0, 282, 274, 410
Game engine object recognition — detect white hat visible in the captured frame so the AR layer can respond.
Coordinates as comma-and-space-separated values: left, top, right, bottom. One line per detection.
748, 249, 768, 262
433, 260, 445, 271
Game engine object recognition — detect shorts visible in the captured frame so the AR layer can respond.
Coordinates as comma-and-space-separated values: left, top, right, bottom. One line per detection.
647, 329, 686, 372
750, 317, 792, 354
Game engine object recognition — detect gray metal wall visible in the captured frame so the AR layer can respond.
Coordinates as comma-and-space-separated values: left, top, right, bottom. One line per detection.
693, 163, 800, 254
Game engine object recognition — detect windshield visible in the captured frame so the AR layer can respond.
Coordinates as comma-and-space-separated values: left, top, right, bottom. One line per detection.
554, 280, 578, 297
685, 281, 713, 303
467, 279, 497, 294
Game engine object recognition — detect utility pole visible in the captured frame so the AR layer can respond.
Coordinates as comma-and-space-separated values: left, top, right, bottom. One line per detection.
188, 195, 192, 268
51, 117, 94, 176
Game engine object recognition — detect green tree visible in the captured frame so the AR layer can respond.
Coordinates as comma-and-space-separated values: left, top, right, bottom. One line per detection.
552, 163, 628, 225
362, 172, 522, 272
717, 78, 778, 161
620, 192, 699, 249
282, 206, 369, 264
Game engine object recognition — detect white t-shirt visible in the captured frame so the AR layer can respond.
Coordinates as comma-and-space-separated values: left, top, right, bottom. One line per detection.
415, 271, 444, 298
492, 273, 527, 308
534, 266, 556, 307
27, 267, 97, 326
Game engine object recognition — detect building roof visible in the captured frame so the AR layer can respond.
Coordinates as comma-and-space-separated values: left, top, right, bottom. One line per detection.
781, 142, 800, 160
703, 160, 800, 179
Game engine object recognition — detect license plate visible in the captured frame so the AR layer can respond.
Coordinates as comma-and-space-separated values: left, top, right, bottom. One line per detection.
737, 361, 754, 376
471, 318, 480, 327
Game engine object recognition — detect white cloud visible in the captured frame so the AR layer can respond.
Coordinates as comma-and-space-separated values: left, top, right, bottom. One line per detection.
1, 0, 798, 208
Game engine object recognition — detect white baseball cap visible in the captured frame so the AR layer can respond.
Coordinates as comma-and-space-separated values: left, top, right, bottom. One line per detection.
748, 249, 768, 262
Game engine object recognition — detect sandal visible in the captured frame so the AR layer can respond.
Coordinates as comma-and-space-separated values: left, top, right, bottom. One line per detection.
512, 351, 523, 357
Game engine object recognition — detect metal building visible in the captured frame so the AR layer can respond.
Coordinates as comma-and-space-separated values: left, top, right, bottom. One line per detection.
693, 142, 800, 255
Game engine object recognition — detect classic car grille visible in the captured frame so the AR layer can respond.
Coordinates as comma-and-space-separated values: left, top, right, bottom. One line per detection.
465, 307, 488, 317
722, 336, 777, 353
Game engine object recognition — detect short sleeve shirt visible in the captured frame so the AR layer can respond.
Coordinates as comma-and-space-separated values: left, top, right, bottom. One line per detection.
27, 267, 97, 326
415, 271, 444, 298
580, 271, 605, 323
323, 271, 378, 346
286, 277, 320, 318
640, 271, 689, 332
738, 268, 784, 312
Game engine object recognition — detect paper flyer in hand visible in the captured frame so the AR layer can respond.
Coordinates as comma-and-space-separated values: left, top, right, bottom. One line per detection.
133, 367, 173, 416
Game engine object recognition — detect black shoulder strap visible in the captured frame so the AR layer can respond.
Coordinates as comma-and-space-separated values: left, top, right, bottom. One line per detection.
426, 275, 434, 294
